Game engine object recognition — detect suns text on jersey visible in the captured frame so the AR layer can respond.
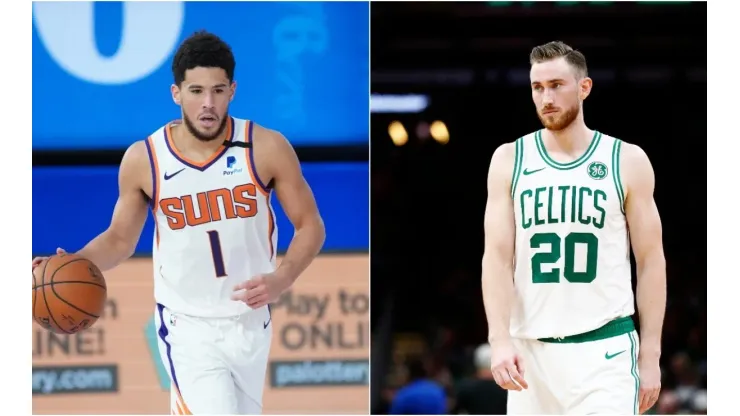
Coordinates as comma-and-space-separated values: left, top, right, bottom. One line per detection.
158, 183, 259, 230
519, 185, 607, 230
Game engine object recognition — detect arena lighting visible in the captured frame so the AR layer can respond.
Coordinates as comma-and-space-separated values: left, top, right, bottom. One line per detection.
388, 121, 409, 146
371, 93, 429, 113
430, 121, 449, 144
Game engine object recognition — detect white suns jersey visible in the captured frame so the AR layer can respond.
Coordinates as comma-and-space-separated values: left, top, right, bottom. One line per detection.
510, 130, 634, 340
145, 117, 278, 318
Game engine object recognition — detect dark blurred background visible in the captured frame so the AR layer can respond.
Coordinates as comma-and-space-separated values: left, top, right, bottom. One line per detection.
370, 2, 706, 415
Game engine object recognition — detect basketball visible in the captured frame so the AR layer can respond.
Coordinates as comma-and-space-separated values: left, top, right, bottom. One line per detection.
32, 253, 107, 334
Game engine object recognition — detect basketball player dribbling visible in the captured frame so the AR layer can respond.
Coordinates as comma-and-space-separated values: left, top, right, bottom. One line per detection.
481, 41, 666, 415
31, 31, 326, 414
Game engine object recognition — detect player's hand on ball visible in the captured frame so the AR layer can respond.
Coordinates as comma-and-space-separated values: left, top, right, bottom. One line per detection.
490, 341, 529, 391
231, 272, 290, 309
32, 248, 67, 270
637, 357, 661, 414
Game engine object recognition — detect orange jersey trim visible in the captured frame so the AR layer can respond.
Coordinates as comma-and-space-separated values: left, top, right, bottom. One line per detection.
165, 118, 234, 170
244, 120, 270, 196
242, 120, 275, 259
173, 384, 192, 414
146, 136, 161, 213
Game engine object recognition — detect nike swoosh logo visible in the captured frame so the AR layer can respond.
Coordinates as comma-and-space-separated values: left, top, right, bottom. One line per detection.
264, 304, 272, 329
605, 350, 626, 360
164, 168, 185, 180
523, 167, 546, 175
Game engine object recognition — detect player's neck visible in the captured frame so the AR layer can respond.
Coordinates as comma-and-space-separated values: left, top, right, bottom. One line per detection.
543, 118, 593, 155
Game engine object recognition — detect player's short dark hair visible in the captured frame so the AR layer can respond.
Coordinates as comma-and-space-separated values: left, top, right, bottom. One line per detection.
530, 41, 588, 79
171, 30, 236, 86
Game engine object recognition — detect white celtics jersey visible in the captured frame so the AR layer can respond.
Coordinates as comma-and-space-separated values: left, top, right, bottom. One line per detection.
144, 117, 278, 318
510, 130, 634, 339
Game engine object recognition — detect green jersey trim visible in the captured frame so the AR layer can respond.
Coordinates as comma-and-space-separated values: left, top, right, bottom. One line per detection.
537, 316, 635, 343
511, 137, 524, 199
535, 129, 602, 170
628, 331, 640, 414
611, 139, 626, 214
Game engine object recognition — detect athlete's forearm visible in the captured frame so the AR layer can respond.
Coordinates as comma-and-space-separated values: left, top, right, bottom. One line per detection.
482, 254, 514, 344
635, 250, 666, 360
76, 230, 135, 272
274, 216, 325, 284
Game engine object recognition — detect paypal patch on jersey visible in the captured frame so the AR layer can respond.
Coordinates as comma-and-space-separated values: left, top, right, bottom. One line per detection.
32, 1, 369, 150
224, 156, 242, 176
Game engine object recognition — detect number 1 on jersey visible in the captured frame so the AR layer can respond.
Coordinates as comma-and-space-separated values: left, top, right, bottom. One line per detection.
207, 230, 227, 278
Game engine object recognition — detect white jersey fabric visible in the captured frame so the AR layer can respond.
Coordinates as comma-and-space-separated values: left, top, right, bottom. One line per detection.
145, 116, 278, 318
510, 129, 634, 340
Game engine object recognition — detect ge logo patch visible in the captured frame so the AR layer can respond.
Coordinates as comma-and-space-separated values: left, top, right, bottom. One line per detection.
587, 161, 608, 180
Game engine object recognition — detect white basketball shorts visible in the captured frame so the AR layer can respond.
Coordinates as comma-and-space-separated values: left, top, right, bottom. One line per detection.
507, 322, 640, 415
155, 303, 273, 415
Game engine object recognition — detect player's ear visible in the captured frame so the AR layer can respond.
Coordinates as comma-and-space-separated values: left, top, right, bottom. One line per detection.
230, 81, 237, 102
171, 84, 181, 105
579, 77, 593, 101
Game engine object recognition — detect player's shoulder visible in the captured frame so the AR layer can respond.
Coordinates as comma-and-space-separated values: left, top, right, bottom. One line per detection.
605, 135, 654, 188
622, 142, 649, 163
490, 141, 516, 165
116, 139, 152, 188
121, 120, 176, 169
487, 136, 523, 180
122, 139, 150, 162
607, 134, 651, 166
250, 120, 288, 143
237, 118, 294, 153
490, 130, 538, 164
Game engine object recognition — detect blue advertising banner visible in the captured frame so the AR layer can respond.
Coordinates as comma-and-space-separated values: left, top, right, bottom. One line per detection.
32, 162, 368, 254
32, 1, 369, 150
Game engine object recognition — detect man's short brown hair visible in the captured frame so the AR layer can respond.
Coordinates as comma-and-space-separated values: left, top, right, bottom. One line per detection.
530, 41, 588, 79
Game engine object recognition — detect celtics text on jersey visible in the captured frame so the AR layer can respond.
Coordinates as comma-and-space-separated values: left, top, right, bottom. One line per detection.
509, 130, 635, 340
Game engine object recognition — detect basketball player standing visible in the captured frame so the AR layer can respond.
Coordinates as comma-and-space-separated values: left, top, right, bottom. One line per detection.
481, 41, 665, 414
31, 31, 326, 414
